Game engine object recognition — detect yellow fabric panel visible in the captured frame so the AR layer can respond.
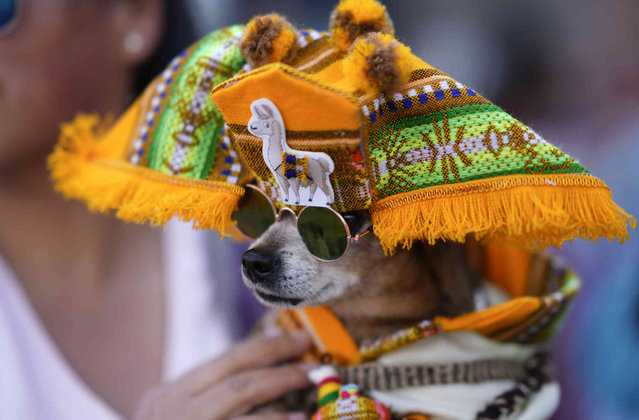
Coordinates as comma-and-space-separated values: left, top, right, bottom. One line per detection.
313, 61, 349, 88
435, 297, 541, 336
485, 242, 533, 298
295, 306, 359, 365
211, 63, 360, 131
97, 98, 141, 160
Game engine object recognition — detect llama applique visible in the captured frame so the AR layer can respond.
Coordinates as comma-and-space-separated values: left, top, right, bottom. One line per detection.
248, 98, 335, 206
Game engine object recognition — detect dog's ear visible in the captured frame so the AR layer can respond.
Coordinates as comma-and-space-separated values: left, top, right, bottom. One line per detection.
425, 242, 479, 317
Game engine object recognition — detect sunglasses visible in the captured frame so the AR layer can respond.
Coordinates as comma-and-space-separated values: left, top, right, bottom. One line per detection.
232, 184, 371, 261
0, 0, 20, 37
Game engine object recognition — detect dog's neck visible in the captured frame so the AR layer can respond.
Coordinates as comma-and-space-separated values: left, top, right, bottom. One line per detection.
326, 242, 478, 345
326, 273, 442, 345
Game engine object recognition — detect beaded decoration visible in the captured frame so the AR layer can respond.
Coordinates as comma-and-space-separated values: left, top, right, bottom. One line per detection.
357, 320, 441, 363
310, 365, 391, 420
310, 365, 343, 408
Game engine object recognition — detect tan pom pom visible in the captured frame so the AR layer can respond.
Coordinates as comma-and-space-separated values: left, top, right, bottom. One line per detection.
343, 32, 412, 95
329, 0, 394, 51
241, 14, 300, 68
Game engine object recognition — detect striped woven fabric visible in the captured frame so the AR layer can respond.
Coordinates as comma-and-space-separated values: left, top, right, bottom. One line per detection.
337, 358, 525, 391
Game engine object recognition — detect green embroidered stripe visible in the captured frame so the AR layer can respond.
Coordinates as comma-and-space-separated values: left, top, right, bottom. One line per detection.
147, 25, 245, 179
194, 28, 245, 179
369, 105, 588, 199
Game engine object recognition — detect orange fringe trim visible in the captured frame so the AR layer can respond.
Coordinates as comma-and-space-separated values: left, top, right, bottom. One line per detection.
48, 114, 243, 234
370, 174, 636, 254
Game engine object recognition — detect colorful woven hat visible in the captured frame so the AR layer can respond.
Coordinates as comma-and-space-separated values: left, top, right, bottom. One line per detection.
49, 25, 249, 233
211, 0, 635, 252
50, 0, 635, 254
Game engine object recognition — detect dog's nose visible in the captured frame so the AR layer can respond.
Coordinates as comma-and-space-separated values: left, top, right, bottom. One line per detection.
242, 249, 275, 284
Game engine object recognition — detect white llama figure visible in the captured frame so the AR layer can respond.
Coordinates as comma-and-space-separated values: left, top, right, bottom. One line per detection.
247, 98, 335, 206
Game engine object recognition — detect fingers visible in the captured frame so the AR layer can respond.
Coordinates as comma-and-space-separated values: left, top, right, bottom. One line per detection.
192, 362, 314, 419
177, 330, 313, 395
232, 413, 306, 420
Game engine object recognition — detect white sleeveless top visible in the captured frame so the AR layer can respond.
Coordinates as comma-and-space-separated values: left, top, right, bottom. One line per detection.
0, 221, 241, 419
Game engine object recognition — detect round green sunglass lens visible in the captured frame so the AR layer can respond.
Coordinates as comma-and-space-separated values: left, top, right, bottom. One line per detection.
231, 188, 275, 239
297, 207, 348, 260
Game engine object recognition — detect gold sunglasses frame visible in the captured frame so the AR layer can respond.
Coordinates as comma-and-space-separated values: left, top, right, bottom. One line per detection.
235, 184, 370, 262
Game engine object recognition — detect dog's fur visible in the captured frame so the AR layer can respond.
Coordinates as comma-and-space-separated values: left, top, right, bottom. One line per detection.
242, 210, 480, 344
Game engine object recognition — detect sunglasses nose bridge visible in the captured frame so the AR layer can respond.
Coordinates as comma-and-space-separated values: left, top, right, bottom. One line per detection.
275, 207, 297, 223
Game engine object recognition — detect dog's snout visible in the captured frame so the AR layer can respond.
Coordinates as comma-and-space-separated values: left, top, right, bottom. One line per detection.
242, 249, 275, 284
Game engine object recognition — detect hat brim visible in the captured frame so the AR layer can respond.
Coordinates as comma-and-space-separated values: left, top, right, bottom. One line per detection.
49, 108, 244, 235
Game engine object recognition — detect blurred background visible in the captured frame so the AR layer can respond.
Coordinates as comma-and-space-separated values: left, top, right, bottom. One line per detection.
186, 0, 639, 418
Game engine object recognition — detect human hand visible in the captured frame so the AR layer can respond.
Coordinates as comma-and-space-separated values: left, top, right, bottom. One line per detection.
132, 330, 315, 420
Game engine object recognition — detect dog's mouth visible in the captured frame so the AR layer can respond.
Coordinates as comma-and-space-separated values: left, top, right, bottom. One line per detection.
253, 282, 334, 307
254, 288, 303, 306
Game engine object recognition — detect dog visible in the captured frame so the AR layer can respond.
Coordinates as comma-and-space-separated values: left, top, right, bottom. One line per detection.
239, 209, 562, 420
241, 209, 486, 417
240, 209, 478, 345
